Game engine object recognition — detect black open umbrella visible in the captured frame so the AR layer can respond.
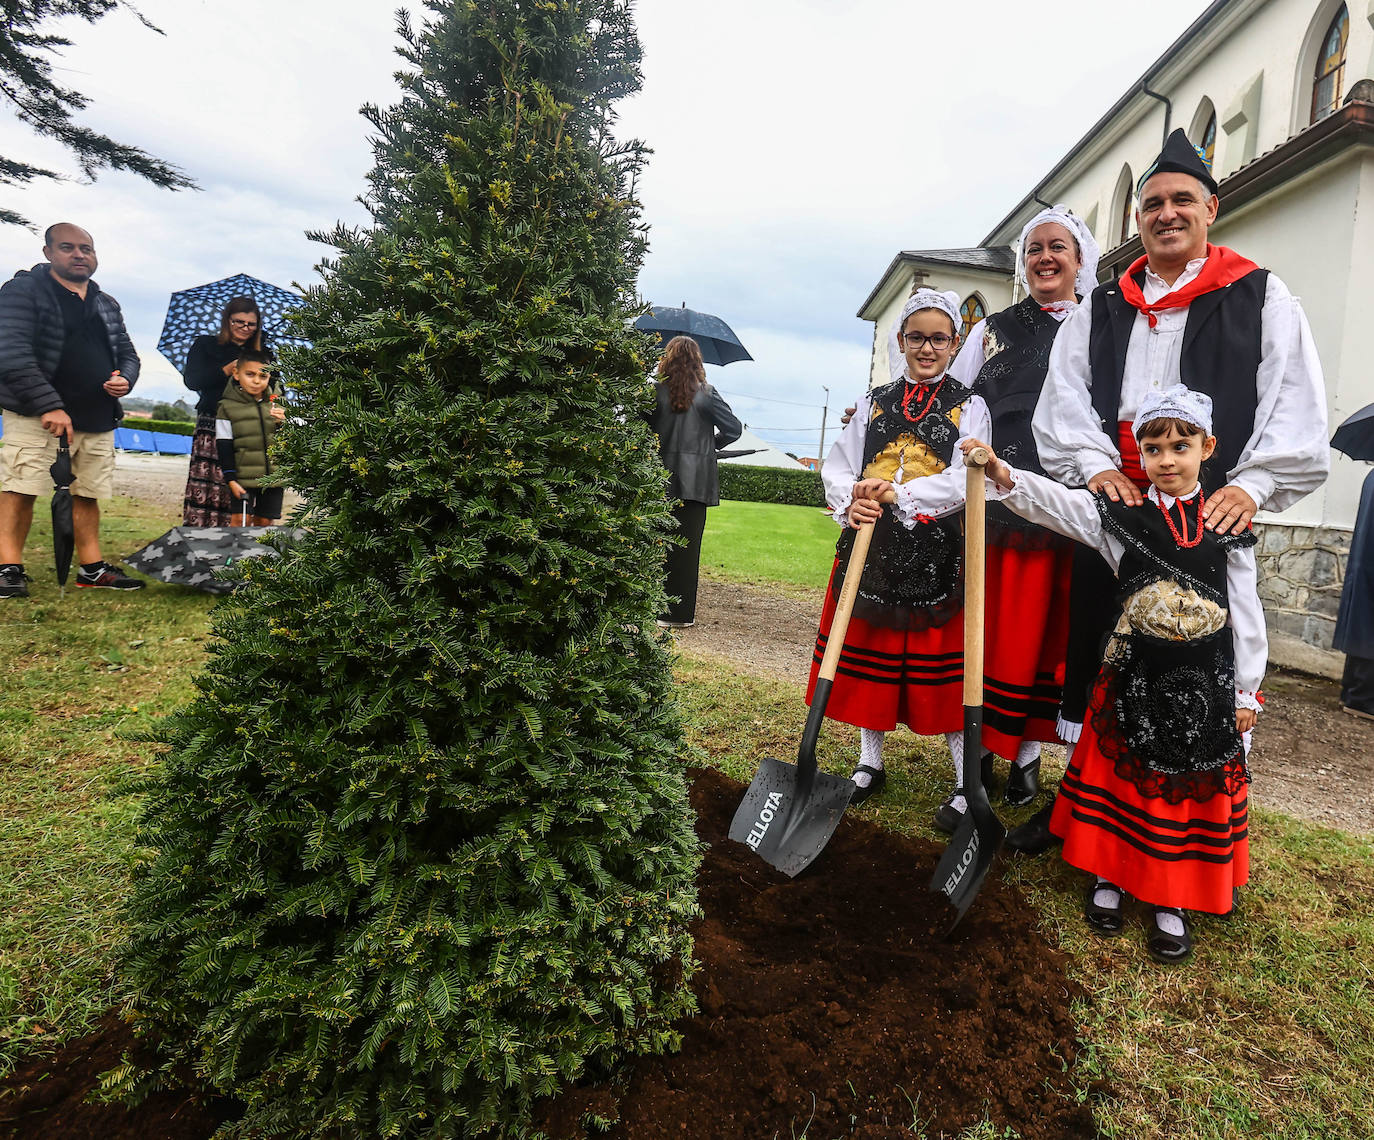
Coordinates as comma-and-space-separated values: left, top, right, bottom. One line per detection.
634, 305, 753, 366
49, 434, 74, 595
1332, 403, 1374, 461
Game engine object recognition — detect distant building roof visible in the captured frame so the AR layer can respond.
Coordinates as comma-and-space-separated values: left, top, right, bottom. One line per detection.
721, 427, 808, 470
857, 246, 1016, 318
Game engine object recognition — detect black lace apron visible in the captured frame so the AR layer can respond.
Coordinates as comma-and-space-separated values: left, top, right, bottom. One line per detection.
832, 375, 972, 631
1091, 492, 1258, 803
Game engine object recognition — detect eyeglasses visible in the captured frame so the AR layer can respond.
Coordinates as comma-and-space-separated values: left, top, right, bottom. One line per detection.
901, 333, 953, 351
229, 318, 259, 330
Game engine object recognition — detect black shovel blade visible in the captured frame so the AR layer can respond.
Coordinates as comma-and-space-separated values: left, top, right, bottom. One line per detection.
930, 808, 1006, 929
728, 754, 856, 878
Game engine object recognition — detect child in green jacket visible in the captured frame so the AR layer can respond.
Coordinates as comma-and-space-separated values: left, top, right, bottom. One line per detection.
215, 349, 285, 525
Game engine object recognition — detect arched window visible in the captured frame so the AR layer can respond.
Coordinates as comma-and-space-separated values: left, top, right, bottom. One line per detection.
1190, 97, 1218, 170
1114, 165, 1135, 246
1311, 4, 1349, 123
959, 293, 986, 340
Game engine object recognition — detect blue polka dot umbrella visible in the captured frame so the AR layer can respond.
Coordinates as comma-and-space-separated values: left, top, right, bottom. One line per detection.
157, 272, 310, 373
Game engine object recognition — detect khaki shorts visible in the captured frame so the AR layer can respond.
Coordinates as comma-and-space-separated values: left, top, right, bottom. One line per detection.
0, 411, 115, 500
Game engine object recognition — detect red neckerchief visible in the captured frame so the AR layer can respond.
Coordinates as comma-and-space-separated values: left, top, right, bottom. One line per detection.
1117, 244, 1260, 328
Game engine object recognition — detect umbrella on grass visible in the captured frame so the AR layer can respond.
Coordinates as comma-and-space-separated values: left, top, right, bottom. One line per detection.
157, 273, 310, 373
1332, 403, 1374, 461
634, 305, 753, 366
125, 526, 296, 594
50, 434, 74, 597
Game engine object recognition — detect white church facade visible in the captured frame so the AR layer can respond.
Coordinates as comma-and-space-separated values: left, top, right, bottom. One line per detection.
858, 0, 1374, 673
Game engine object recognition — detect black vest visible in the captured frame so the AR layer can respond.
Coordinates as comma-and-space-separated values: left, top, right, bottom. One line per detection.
1088, 267, 1267, 490
974, 298, 1073, 549
832, 375, 973, 630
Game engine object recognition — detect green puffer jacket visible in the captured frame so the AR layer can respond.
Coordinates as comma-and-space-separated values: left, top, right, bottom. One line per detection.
214, 381, 281, 488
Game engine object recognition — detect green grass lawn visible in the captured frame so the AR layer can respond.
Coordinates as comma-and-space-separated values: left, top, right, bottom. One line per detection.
700, 499, 837, 594
3, 497, 1373, 1139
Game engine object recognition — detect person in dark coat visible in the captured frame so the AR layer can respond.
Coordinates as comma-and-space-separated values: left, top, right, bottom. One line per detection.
1335, 466, 1374, 718
646, 335, 741, 628
181, 297, 267, 526
0, 223, 143, 598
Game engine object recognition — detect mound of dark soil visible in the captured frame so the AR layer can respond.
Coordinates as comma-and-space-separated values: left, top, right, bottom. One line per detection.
0, 768, 1097, 1139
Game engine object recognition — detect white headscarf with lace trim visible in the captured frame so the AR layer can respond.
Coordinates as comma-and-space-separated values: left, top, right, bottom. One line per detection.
1014, 205, 1101, 301
886, 288, 962, 383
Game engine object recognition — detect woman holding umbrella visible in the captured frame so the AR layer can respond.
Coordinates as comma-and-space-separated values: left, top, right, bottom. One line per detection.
181, 297, 266, 526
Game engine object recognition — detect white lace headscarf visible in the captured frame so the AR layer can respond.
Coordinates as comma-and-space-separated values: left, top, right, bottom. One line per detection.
886, 288, 962, 383
1014, 205, 1101, 300
1132, 384, 1214, 438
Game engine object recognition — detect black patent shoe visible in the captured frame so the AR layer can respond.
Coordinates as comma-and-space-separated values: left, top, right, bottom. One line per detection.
1146, 908, 1193, 964
849, 764, 886, 807
1004, 798, 1061, 855
1003, 757, 1040, 806
1084, 881, 1126, 937
932, 791, 966, 834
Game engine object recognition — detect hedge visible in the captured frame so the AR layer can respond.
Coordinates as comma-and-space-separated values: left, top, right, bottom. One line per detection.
718, 463, 825, 507
125, 418, 195, 436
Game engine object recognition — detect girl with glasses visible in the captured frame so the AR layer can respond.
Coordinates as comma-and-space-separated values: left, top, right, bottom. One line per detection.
181, 296, 267, 526
811, 288, 990, 808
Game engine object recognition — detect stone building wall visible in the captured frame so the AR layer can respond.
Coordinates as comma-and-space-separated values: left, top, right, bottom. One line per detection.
1254, 520, 1352, 673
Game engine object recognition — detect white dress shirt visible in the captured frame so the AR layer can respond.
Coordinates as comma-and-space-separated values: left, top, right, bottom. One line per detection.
1032, 257, 1329, 514
823, 373, 991, 529
987, 465, 1267, 703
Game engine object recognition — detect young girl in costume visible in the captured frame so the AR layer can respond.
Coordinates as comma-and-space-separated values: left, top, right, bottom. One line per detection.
810, 288, 990, 809
965, 384, 1263, 963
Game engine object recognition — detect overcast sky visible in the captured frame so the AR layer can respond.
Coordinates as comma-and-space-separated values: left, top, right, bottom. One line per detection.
0, 0, 1213, 455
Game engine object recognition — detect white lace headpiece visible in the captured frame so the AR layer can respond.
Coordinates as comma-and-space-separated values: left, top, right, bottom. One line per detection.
1132, 384, 1213, 438
887, 288, 962, 382
1015, 205, 1101, 299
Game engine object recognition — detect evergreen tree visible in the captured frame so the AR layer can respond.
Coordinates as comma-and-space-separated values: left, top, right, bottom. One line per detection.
120, 2, 700, 1136
0, 2, 196, 228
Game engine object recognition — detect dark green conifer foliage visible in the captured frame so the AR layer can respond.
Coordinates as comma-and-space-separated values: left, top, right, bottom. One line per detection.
120, 3, 699, 1135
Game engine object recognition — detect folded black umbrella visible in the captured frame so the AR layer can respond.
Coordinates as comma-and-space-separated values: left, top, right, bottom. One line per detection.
1332, 403, 1374, 462
125, 526, 295, 594
49, 434, 74, 594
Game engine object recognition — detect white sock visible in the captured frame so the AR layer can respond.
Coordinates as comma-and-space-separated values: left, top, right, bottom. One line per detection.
853, 729, 885, 788
1155, 907, 1186, 937
1014, 741, 1041, 769
1093, 877, 1122, 910
944, 732, 967, 813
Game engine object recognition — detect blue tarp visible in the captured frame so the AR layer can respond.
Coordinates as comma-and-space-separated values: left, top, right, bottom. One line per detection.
152, 432, 193, 455
115, 427, 157, 452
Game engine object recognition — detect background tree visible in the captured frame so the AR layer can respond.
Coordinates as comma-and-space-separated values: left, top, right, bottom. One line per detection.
120, 1, 699, 1136
0, 1, 195, 227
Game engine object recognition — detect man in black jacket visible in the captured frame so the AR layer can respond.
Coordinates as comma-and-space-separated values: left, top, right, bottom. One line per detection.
0, 223, 144, 598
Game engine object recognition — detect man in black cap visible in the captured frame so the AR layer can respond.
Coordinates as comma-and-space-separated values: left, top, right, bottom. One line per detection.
1011, 127, 1330, 853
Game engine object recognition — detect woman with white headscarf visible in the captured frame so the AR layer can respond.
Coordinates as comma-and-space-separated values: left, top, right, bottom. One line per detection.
937, 206, 1101, 830
811, 288, 991, 807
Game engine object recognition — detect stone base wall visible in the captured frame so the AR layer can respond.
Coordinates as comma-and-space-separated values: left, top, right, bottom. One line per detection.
1254, 520, 1352, 654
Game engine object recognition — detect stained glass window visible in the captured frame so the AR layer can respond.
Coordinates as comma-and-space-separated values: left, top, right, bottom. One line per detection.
959, 294, 985, 340
1312, 5, 1349, 123
1200, 111, 1217, 169
1119, 167, 1134, 244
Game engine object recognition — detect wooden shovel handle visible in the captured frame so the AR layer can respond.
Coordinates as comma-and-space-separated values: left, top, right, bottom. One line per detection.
963, 447, 989, 706
818, 489, 896, 683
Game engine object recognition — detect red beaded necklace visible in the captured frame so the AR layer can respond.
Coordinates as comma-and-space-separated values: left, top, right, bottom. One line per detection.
900, 375, 945, 423
1156, 491, 1205, 548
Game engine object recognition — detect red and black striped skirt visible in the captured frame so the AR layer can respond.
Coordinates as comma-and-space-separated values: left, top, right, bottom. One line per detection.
981, 542, 1071, 759
805, 559, 964, 735
1049, 678, 1248, 914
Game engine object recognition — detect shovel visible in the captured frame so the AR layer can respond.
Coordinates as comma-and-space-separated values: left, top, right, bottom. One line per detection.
929, 446, 1006, 927
728, 490, 893, 877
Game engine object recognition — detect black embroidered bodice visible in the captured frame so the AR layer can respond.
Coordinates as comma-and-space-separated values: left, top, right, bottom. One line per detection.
1091, 492, 1259, 802
974, 298, 1072, 550
832, 374, 973, 631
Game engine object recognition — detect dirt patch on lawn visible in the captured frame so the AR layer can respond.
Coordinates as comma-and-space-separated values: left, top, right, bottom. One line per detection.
0, 769, 1094, 1140
684, 579, 1374, 836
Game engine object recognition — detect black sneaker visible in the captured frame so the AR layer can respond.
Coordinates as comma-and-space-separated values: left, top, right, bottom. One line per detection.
75, 562, 145, 591
0, 564, 29, 599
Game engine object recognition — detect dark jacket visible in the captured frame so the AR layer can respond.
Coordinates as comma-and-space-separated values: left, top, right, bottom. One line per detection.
215, 381, 280, 488
0, 263, 140, 419
648, 381, 742, 506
